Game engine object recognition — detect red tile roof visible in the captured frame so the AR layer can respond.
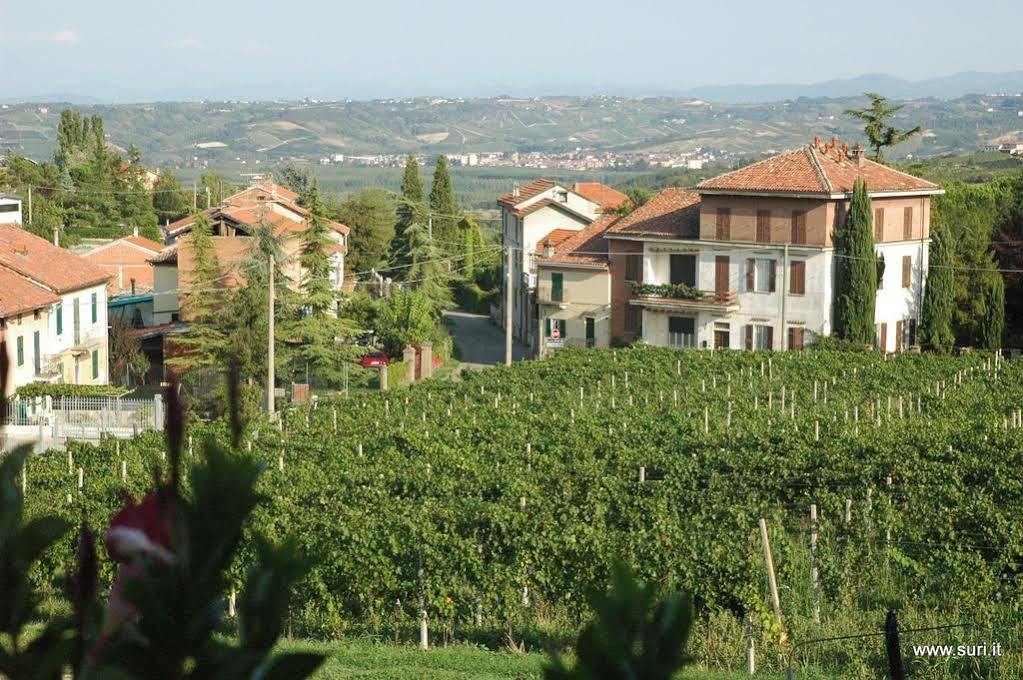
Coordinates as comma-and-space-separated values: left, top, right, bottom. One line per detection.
123, 235, 164, 252
536, 214, 621, 269
573, 182, 629, 211
534, 229, 577, 254
0, 267, 59, 317
606, 189, 701, 239
0, 225, 111, 293
498, 178, 556, 208
696, 142, 940, 195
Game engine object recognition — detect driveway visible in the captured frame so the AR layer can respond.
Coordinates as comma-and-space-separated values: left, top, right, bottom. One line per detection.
444, 310, 531, 369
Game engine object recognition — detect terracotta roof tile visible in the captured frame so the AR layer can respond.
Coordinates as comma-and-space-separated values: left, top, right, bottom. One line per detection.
123, 235, 164, 252
572, 182, 629, 211
498, 178, 556, 208
0, 225, 111, 293
606, 189, 701, 239
696, 142, 940, 195
534, 229, 577, 254
537, 214, 621, 269
0, 267, 59, 317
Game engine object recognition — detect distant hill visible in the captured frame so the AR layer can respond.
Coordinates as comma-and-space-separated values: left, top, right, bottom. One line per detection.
681, 71, 1023, 104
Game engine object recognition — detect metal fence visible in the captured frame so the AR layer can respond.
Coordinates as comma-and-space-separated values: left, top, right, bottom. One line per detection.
2, 394, 164, 448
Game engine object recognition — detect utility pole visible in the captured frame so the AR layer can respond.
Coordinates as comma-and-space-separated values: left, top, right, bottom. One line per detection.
206, 186, 211, 209
192, 182, 197, 211
27, 186, 32, 225
505, 244, 513, 366
267, 254, 276, 417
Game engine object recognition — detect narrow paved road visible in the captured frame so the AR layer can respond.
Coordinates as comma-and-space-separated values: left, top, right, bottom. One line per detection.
444, 310, 531, 369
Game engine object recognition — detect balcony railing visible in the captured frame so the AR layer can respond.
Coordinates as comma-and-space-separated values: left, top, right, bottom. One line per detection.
668, 332, 697, 349
631, 289, 739, 312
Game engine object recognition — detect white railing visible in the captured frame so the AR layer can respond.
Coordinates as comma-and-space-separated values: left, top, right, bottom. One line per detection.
668, 332, 696, 349
2, 394, 164, 450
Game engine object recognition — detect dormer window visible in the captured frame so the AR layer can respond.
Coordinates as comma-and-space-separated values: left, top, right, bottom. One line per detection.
554, 189, 568, 203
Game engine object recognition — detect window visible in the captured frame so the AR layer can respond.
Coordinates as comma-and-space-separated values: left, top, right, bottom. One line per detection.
33, 332, 40, 375
624, 253, 642, 282
874, 208, 884, 241
16, 336, 23, 366
877, 322, 888, 351
788, 326, 806, 351
715, 256, 730, 294
56, 303, 63, 335
668, 316, 696, 348
895, 320, 904, 352
790, 260, 806, 295
91, 292, 98, 323
715, 208, 731, 240
906, 318, 918, 347
585, 317, 595, 348
756, 209, 771, 243
0, 203, 19, 213
903, 206, 913, 240
551, 272, 564, 302
744, 324, 774, 350
902, 255, 912, 288
713, 322, 730, 349
746, 258, 776, 293
791, 210, 807, 244
625, 306, 642, 335
91, 350, 99, 379
670, 254, 696, 286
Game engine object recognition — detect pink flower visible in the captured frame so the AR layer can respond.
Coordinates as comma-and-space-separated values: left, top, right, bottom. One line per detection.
106, 489, 175, 565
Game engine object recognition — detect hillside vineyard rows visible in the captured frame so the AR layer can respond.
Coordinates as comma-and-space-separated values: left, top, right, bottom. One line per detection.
19, 348, 1023, 662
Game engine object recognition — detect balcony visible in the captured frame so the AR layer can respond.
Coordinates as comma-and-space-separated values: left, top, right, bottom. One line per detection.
630, 287, 739, 315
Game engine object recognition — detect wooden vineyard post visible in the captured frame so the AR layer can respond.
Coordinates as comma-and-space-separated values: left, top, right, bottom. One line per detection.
758, 519, 784, 633
639, 466, 646, 483
810, 503, 820, 624
746, 613, 756, 675
845, 499, 852, 524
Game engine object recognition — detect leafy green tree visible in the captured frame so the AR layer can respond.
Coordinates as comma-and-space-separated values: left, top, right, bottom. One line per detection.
920, 225, 956, 352
375, 288, 436, 357
390, 154, 424, 269
152, 171, 190, 225
832, 178, 877, 345
844, 93, 922, 162
338, 187, 396, 272
428, 155, 460, 251
616, 188, 652, 215
274, 162, 313, 200
117, 144, 158, 235
458, 214, 484, 278
109, 316, 150, 386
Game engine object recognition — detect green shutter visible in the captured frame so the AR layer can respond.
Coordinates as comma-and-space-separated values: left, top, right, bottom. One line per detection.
91, 293, 97, 323
56, 303, 62, 335
16, 336, 23, 366
552, 273, 563, 302
92, 350, 99, 379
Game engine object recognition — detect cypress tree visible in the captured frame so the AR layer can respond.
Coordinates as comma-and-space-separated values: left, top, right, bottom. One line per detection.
389, 155, 424, 271
919, 225, 956, 352
979, 271, 1005, 350
428, 155, 459, 250
832, 178, 877, 345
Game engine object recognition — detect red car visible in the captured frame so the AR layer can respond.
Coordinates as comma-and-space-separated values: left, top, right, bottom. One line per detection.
360, 351, 389, 368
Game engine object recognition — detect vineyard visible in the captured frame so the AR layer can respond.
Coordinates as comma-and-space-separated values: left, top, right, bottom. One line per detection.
16, 347, 1023, 677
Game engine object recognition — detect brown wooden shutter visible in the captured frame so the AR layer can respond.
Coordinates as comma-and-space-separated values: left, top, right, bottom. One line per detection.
716, 208, 731, 240
903, 206, 913, 240
902, 255, 911, 288
791, 210, 807, 244
874, 208, 884, 241
768, 260, 777, 292
787, 326, 804, 351
879, 322, 888, 351
744, 324, 754, 350
756, 209, 771, 243
715, 256, 729, 293
765, 325, 775, 351
745, 258, 755, 291
790, 260, 806, 295
895, 320, 904, 351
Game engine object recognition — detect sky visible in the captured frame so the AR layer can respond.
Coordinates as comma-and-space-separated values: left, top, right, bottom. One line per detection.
2, 0, 1022, 102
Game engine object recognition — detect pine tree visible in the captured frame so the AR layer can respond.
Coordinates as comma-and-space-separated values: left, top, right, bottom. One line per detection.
832, 179, 877, 345
919, 225, 956, 352
428, 155, 459, 251
389, 155, 424, 270
844, 93, 922, 162
168, 217, 227, 373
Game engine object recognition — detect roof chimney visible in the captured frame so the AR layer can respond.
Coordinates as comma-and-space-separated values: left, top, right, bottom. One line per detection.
14, 243, 28, 256
512, 186, 520, 198
852, 143, 866, 167
831, 135, 840, 150
814, 135, 821, 150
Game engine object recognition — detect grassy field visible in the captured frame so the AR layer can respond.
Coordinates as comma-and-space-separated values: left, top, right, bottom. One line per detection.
279, 638, 797, 679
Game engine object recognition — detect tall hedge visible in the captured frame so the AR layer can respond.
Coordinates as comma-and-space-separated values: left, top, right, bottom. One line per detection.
920, 225, 956, 352
832, 179, 877, 345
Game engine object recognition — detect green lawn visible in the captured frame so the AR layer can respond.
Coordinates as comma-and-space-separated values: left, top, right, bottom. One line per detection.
279, 638, 795, 679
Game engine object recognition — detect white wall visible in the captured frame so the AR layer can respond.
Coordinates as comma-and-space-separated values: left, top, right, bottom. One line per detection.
3, 310, 50, 393
0, 197, 22, 225
153, 265, 179, 325
45, 284, 109, 384
875, 240, 928, 351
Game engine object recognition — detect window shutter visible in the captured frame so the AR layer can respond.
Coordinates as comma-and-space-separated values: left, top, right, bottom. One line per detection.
903, 206, 913, 240
896, 320, 904, 351
716, 208, 731, 240
787, 327, 804, 351
744, 324, 754, 350
768, 260, 777, 293
909, 318, 918, 346
765, 325, 775, 351
745, 259, 755, 291
874, 208, 884, 241
756, 210, 771, 243
879, 322, 888, 351
902, 256, 911, 288
791, 210, 807, 244
790, 260, 805, 295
